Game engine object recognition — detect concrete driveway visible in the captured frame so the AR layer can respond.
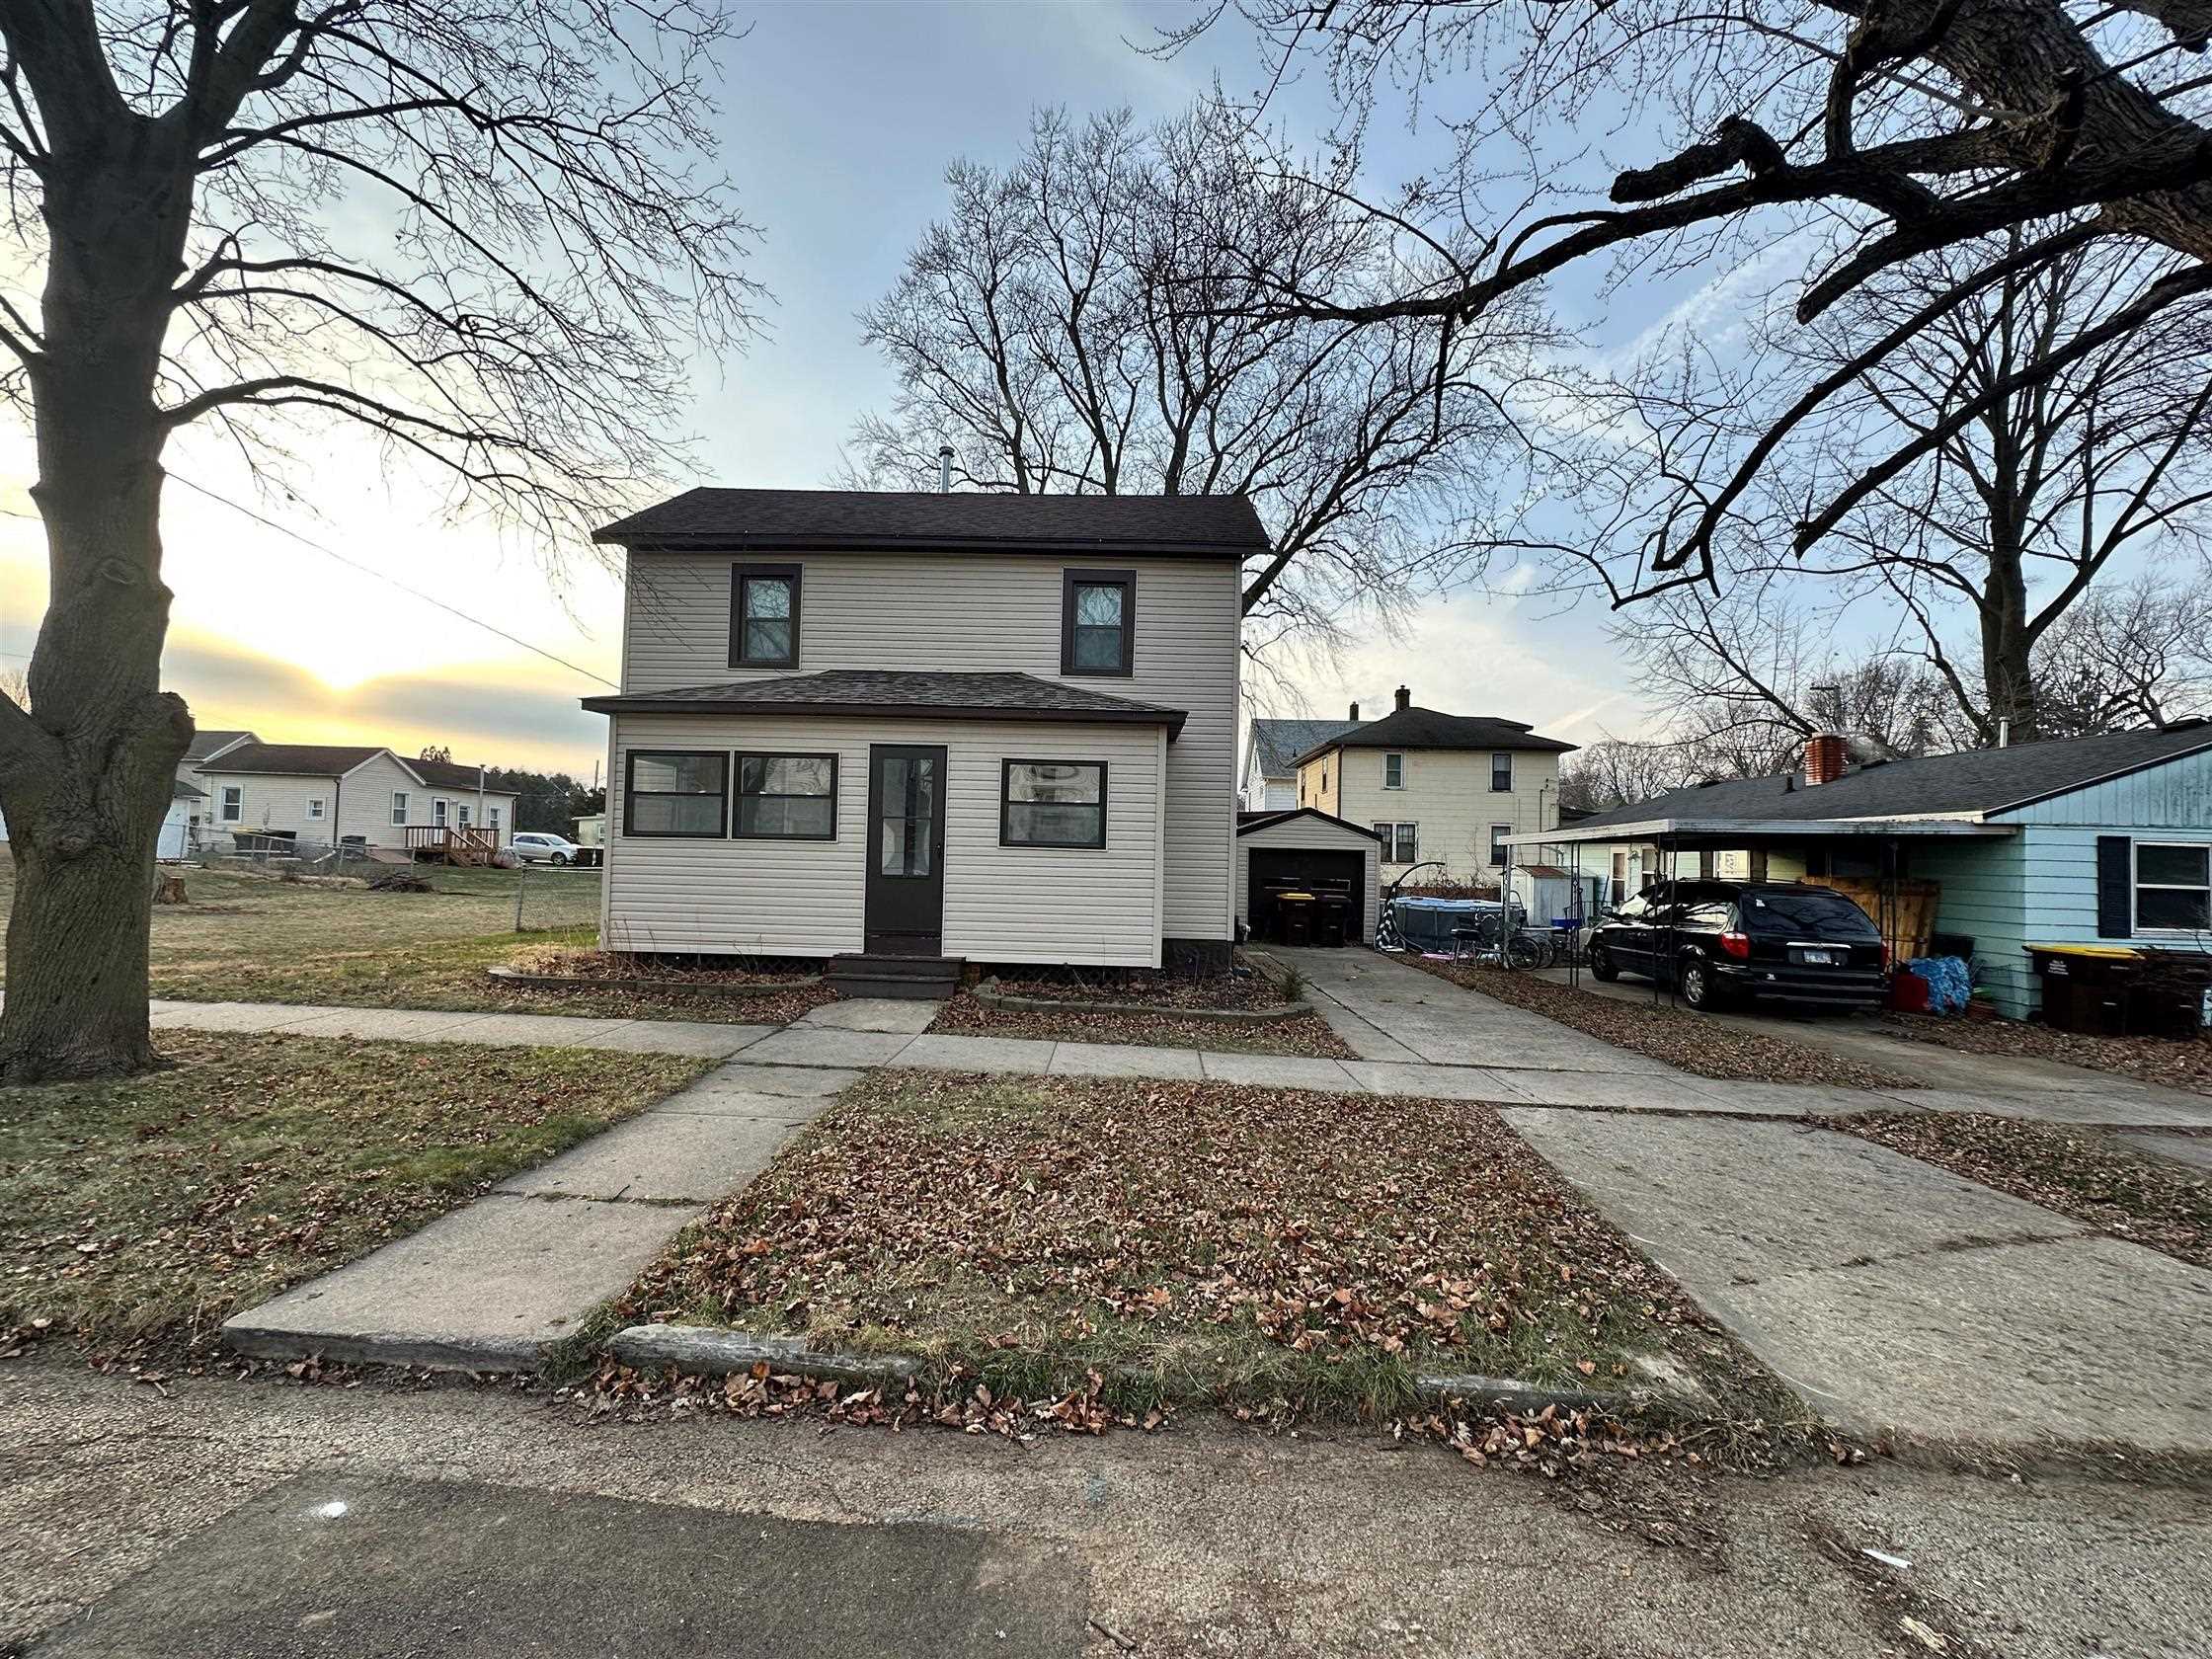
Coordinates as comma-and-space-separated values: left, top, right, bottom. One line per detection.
1274, 945, 1677, 1072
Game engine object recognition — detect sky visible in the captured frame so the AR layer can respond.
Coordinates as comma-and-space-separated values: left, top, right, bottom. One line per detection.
0, 0, 1700, 778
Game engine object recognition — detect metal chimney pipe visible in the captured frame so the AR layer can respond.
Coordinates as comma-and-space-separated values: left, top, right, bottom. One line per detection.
937, 445, 953, 493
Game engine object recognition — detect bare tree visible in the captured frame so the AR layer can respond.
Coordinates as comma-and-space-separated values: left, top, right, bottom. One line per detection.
0, 2, 760, 1080
1167, 0, 2212, 597
1556, 739, 1698, 814
2033, 565, 2212, 734
843, 106, 1555, 655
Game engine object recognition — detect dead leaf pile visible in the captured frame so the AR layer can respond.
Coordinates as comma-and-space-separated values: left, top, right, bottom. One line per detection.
1401, 957, 1915, 1088
930, 995, 1357, 1059
1877, 1011, 2212, 1097
620, 1069, 1711, 1387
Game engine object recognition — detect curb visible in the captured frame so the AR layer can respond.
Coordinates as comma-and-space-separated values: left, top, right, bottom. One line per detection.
970, 976, 1315, 1025
1410, 1372, 1624, 1415
221, 1318, 541, 1375
488, 965, 823, 1000
607, 1323, 918, 1382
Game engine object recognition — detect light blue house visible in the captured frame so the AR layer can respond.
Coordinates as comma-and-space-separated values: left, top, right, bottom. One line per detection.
1518, 723, 2212, 1018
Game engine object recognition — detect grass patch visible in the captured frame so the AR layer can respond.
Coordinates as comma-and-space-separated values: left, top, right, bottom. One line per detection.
616, 1067, 1779, 1424
1836, 1110, 2212, 1268
1400, 954, 1917, 1089
0, 1030, 707, 1356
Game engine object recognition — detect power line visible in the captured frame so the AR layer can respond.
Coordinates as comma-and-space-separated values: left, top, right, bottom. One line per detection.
168, 474, 619, 690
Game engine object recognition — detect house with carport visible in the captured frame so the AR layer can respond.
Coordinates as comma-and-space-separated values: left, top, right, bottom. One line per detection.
1510, 724, 2212, 1018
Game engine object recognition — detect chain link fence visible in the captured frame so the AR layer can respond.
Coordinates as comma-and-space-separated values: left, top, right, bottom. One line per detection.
510, 861, 603, 933
183, 834, 602, 935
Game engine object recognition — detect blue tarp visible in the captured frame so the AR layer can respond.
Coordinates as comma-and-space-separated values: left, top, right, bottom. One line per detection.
1906, 955, 1972, 1015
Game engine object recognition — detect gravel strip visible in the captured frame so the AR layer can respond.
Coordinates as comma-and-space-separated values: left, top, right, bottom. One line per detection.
1396, 956, 1918, 1089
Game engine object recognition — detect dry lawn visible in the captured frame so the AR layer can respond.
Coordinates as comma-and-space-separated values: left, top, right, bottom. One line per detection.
619, 1068, 1783, 1424
0, 1030, 705, 1358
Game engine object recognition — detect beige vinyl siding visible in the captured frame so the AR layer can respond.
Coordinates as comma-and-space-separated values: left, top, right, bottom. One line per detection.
606, 712, 1166, 965
199, 771, 342, 841
1299, 747, 1561, 881
621, 550, 1235, 944
1233, 816, 1380, 941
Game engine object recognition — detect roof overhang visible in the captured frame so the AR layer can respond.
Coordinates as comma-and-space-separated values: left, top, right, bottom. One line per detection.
1504, 818, 2019, 847
1236, 806, 1382, 841
583, 691, 1188, 740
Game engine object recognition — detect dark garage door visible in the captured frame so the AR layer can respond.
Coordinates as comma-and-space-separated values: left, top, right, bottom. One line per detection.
1249, 847, 1367, 941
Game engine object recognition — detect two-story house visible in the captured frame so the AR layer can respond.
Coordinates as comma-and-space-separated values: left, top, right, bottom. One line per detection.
1241, 710, 1361, 810
1291, 686, 1577, 882
581, 489, 1249, 980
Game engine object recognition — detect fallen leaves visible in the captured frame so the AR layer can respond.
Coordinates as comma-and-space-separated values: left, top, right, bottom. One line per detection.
1878, 1010, 2212, 1097
931, 993, 1357, 1058
1400, 957, 1917, 1088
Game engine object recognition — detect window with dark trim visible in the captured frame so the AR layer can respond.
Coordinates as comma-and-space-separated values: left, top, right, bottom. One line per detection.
735, 751, 838, 840
1001, 759, 1107, 847
1490, 751, 1514, 792
625, 750, 729, 837
2137, 841, 2211, 931
1061, 569, 1134, 676
1373, 822, 1417, 863
729, 563, 801, 669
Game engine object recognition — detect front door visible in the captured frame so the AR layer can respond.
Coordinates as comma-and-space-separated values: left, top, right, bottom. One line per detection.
864, 745, 948, 956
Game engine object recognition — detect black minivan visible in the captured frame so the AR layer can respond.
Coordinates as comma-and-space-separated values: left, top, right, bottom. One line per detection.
1587, 880, 1889, 1011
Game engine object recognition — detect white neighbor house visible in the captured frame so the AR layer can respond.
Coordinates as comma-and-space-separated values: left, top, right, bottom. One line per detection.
1240, 712, 1361, 810
196, 743, 519, 851
583, 489, 1247, 969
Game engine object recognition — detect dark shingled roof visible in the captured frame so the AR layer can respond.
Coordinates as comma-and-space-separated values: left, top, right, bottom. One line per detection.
1564, 721, 2212, 832
409, 754, 512, 791
184, 728, 255, 761
1247, 717, 1361, 778
201, 742, 383, 777
1235, 806, 1381, 840
594, 488, 1269, 558
583, 670, 1189, 738
1290, 705, 1577, 767
172, 779, 205, 801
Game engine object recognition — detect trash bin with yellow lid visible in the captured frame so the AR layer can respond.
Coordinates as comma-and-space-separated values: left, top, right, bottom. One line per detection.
2024, 943, 2141, 1035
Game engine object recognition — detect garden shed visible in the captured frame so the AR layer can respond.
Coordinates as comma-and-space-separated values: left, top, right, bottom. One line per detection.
1235, 809, 1381, 945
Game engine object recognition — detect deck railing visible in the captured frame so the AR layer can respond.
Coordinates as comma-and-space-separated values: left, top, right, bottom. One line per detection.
405, 825, 502, 864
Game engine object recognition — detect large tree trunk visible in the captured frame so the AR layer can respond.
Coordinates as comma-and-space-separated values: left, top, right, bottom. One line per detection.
0, 133, 196, 1083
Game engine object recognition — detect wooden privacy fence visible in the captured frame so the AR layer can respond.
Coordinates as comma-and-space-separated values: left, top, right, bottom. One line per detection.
1803, 875, 1940, 962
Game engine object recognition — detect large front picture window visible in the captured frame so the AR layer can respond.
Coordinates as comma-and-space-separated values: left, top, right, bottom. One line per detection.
625, 750, 728, 836
2137, 842, 2211, 931
730, 563, 801, 668
1001, 760, 1107, 848
736, 752, 837, 839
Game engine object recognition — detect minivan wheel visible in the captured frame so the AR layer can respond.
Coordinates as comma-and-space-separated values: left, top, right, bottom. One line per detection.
1680, 959, 1716, 1010
1589, 943, 1620, 983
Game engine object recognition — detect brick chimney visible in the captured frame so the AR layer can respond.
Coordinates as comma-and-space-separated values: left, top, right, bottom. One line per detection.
1393, 684, 1411, 714
1803, 733, 1847, 786
1348, 701, 1360, 720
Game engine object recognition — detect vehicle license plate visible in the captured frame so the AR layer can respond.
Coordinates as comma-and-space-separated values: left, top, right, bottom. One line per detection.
1799, 949, 1838, 966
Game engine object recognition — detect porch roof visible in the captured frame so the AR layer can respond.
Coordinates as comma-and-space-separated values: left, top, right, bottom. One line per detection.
583, 669, 1188, 739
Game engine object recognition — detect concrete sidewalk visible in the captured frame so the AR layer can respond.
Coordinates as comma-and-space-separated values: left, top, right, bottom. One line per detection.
1505, 1108, 2212, 1453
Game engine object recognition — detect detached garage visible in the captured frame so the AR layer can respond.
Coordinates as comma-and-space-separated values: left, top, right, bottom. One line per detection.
1235, 809, 1381, 945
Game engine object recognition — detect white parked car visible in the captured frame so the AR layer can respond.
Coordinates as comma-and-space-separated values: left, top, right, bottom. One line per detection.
510, 831, 582, 865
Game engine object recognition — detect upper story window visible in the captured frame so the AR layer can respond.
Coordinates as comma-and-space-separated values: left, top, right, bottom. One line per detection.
1490, 751, 1514, 792
1383, 752, 1404, 789
1061, 569, 1134, 676
730, 563, 801, 669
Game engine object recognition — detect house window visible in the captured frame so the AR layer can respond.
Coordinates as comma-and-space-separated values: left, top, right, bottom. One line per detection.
1490, 824, 1512, 867
1001, 760, 1107, 848
735, 752, 837, 839
1490, 752, 1514, 792
1383, 752, 1404, 789
457, 804, 471, 829
625, 750, 729, 837
433, 798, 448, 827
220, 786, 242, 823
306, 798, 326, 821
489, 806, 502, 832
1374, 822, 1417, 864
390, 791, 409, 826
729, 563, 801, 668
1610, 850, 1627, 907
1061, 570, 1134, 676
2137, 842, 2211, 931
